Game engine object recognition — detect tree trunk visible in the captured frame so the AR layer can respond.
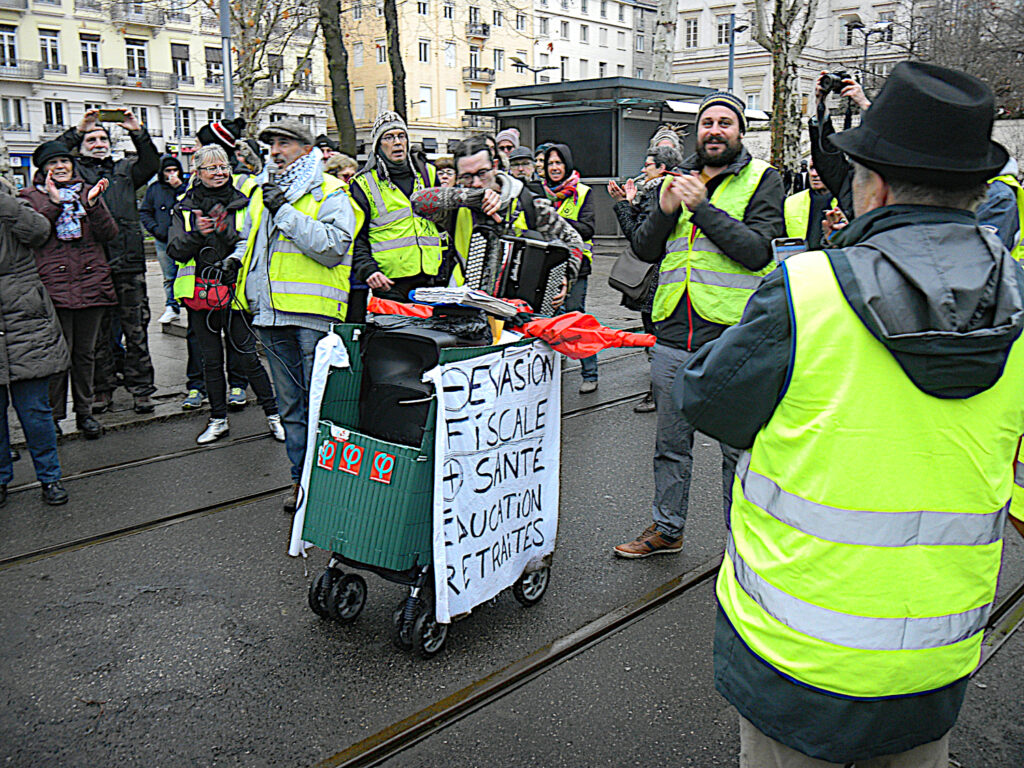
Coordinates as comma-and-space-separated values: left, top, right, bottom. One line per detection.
383, 0, 406, 120
651, 0, 677, 81
319, 0, 356, 154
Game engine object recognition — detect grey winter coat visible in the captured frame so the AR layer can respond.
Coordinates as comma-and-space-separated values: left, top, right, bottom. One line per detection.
0, 189, 71, 384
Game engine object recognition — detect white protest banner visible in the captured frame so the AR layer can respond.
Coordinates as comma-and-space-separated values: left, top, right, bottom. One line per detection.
427, 341, 560, 623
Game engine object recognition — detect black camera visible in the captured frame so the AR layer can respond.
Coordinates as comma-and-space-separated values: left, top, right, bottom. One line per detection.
819, 71, 852, 95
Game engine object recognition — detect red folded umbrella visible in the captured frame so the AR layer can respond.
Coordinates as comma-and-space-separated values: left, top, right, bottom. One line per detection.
515, 312, 656, 359
367, 296, 434, 318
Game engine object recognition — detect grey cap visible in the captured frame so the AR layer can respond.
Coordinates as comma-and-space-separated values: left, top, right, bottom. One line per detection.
258, 119, 314, 146
508, 146, 534, 162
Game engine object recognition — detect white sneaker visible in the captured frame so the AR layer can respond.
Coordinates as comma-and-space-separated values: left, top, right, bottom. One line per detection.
158, 307, 180, 324
267, 414, 286, 443
197, 417, 229, 444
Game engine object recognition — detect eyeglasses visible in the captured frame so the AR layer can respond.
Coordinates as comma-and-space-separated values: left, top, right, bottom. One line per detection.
380, 132, 407, 144
199, 165, 231, 173
457, 167, 494, 184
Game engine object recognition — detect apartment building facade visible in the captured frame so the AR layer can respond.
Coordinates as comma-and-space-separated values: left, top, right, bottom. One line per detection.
0, 0, 329, 187
337, 0, 535, 152
669, 0, 903, 116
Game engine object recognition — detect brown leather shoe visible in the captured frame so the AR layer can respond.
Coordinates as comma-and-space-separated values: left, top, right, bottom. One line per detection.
613, 524, 682, 558
283, 483, 300, 515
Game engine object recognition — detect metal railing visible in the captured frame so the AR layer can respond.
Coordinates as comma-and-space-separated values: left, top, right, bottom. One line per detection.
462, 66, 495, 82
465, 22, 490, 38
74, 0, 101, 10
177, 74, 194, 85
462, 114, 495, 129
34, 0, 63, 6
0, 60, 44, 79
104, 68, 178, 89
41, 123, 66, 135
201, 15, 219, 31
166, 10, 190, 23
80, 65, 103, 76
43, 63, 67, 74
0, 0, 28, 9
110, 3, 165, 25
2, 123, 29, 132
204, 76, 224, 86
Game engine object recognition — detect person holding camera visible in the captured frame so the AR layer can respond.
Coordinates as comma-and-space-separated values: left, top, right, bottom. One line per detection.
167, 145, 283, 445
810, 72, 872, 221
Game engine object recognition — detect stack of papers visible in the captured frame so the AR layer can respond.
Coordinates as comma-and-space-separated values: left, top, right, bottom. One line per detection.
410, 287, 520, 318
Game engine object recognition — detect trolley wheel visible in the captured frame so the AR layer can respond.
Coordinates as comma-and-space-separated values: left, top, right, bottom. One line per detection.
391, 597, 422, 651
327, 574, 367, 623
512, 566, 550, 607
308, 568, 342, 618
412, 607, 448, 659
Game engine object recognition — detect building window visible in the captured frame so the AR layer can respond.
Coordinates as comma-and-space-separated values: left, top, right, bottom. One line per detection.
599, 27, 607, 46
515, 50, 528, 72
843, 21, 857, 46
561, 21, 569, 38
417, 0, 428, 13
375, 0, 383, 16
376, 85, 388, 113
539, 52, 549, 67
443, 0, 453, 18
538, 17, 548, 35
269, 54, 283, 86
579, 58, 588, 77
468, 5, 479, 22
560, 55, 568, 79
617, 30, 625, 49
617, 63, 624, 75
1, 97, 24, 129
352, 1, 362, 19
296, 57, 312, 89
353, 88, 364, 120
560, 0, 567, 8
83, 102, 103, 113
684, 18, 698, 48
444, 41, 456, 68
599, 0, 606, 17
494, 48, 504, 71
39, 30, 60, 71
125, 38, 147, 75
469, 44, 479, 69
878, 11, 894, 41
376, 38, 386, 63
717, 15, 731, 45
0, 26, 17, 68
43, 100, 66, 129
132, 105, 149, 127
176, 108, 193, 137
469, 89, 481, 110
635, 32, 644, 51
418, 39, 430, 63
580, 24, 589, 43
207, 108, 223, 123
299, 114, 315, 129
353, 42, 363, 67
581, 0, 587, 12
171, 43, 189, 80
618, 3, 624, 21
270, 112, 287, 123
493, 10, 502, 26
80, 33, 100, 74
205, 47, 223, 83
516, 13, 525, 30
598, 61, 607, 77
418, 85, 431, 118
746, 94, 760, 110
445, 88, 457, 118
634, 66, 644, 78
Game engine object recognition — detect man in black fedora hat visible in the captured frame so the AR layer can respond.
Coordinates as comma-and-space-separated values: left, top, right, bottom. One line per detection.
677, 62, 1024, 766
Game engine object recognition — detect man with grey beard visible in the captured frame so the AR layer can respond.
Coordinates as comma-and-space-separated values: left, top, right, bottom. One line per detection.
58, 109, 160, 415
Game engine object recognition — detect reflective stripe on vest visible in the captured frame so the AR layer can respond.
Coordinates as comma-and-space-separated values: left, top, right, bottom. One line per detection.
234, 174, 351, 320
172, 207, 247, 301
988, 174, 1024, 261
717, 249, 1024, 698
783, 189, 836, 240
233, 172, 259, 198
450, 198, 528, 287
353, 165, 443, 279
556, 183, 593, 261
1012, 457, 1024, 523
652, 159, 774, 325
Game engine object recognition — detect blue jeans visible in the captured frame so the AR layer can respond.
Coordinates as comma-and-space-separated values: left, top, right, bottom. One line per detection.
0, 378, 62, 485
154, 240, 179, 310
257, 326, 325, 482
563, 276, 598, 381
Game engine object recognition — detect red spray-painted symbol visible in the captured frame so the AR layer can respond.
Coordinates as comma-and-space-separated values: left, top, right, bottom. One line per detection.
316, 440, 336, 470
338, 442, 364, 475
370, 451, 395, 484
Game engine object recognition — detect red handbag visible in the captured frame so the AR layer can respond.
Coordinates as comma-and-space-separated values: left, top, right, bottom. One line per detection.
182, 277, 232, 311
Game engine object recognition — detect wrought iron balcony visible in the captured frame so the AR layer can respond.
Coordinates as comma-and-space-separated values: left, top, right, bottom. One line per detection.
166, 10, 190, 23
2, 123, 30, 132
462, 114, 496, 129
465, 22, 490, 38
104, 68, 178, 89
0, 0, 28, 10
41, 123, 65, 134
43, 63, 67, 74
204, 76, 224, 87
110, 3, 166, 26
80, 65, 103, 76
0, 60, 44, 79
177, 75, 194, 85
74, 0, 101, 10
462, 66, 495, 83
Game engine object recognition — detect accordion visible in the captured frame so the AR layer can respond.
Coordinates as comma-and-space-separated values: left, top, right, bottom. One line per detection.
461, 224, 570, 315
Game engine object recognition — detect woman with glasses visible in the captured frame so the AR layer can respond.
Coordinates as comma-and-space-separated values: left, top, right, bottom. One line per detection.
167, 145, 284, 445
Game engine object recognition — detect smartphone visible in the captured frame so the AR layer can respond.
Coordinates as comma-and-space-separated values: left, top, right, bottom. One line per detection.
98, 109, 126, 123
771, 237, 807, 263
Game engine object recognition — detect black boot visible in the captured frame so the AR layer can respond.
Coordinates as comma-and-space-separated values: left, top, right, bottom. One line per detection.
0, 484, 7, 507
76, 414, 103, 440
41, 481, 69, 505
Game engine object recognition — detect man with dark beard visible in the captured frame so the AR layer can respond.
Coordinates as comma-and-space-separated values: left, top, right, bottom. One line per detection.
613, 91, 784, 558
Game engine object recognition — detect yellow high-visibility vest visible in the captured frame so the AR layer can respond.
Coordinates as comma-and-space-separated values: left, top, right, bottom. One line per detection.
988, 173, 1024, 261
555, 182, 593, 262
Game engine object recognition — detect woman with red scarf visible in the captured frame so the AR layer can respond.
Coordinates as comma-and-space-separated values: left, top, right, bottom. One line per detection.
543, 144, 598, 393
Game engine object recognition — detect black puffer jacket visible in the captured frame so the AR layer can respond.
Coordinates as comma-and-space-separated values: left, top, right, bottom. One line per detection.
56, 126, 160, 275
0, 189, 71, 383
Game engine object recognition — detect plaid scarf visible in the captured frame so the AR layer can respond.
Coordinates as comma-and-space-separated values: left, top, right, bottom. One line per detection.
544, 170, 581, 206
50, 183, 85, 241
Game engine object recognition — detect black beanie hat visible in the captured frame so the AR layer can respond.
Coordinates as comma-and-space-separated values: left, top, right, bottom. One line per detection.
160, 154, 184, 175
32, 141, 74, 171
196, 117, 246, 154
697, 91, 747, 133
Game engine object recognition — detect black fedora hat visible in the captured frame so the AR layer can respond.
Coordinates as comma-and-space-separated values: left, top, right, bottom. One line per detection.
830, 61, 1007, 185
32, 140, 74, 171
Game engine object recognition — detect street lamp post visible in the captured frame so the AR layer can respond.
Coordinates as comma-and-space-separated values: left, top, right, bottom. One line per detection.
847, 20, 890, 84
727, 14, 749, 93
510, 56, 559, 85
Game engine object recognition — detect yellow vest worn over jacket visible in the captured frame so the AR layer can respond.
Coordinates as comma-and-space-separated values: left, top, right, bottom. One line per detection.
653, 159, 773, 324
234, 174, 351, 321
718, 250, 1024, 699
449, 197, 528, 287
556, 182, 593, 261
783, 188, 837, 240
353, 165, 442, 279
988, 173, 1024, 261
172, 207, 248, 301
